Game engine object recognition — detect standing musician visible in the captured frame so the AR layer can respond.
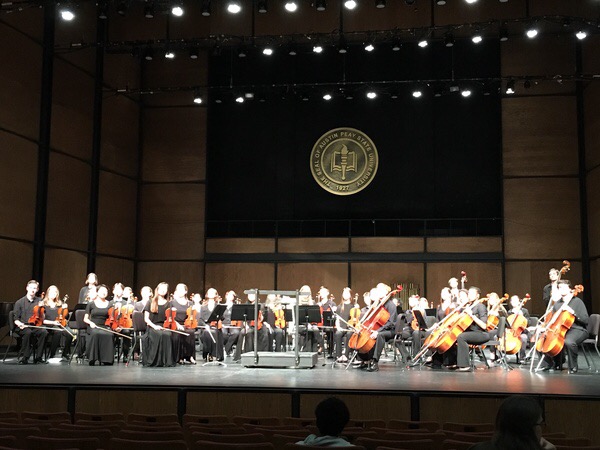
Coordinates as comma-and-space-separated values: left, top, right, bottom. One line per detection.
222, 290, 241, 356
142, 282, 175, 367
448, 277, 460, 304
445, 286, 489, 372
334, 287, 354, 363
83, 284, 115, 366
537, 280, 589, 373
13, 280, 48, 364
169, 283, 196, 364
199, 288, 224, 362
506, 294, 531, 363
78, 273, 98, 304
542, 268, 561, 305
42, 285, 73, 360
356, 284, 398, 372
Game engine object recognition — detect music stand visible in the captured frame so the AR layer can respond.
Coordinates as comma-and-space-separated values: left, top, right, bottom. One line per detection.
298, 306, 321, 325
231, 304, 261, 325
425, 308, 437, 317
413, 310, 429, 330
202, 305, 228, 367
283, 309, 294, 322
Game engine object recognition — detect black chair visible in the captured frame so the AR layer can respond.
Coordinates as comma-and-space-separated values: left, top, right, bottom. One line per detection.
127, 311, 146, 365
580, 313, 600, 373
0, 303, 14, 347
2, 311, 20, 362
69, 309, 88, 364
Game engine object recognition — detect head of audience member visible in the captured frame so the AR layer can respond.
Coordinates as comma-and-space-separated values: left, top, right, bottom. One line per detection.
493, 395, 546, 450
86, 273, 98, 286
97, 285, 109, 301
26, 280, 39, 299
315, 397, 350, 437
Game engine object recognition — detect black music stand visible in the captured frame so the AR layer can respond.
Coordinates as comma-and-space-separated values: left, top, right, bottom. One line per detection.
321, 310, 336, 358
231, 304, 261, 325
283, 309, 294, 322
298, 306, 321, 325
203, 305, 228, 367
413, 310, 429, 331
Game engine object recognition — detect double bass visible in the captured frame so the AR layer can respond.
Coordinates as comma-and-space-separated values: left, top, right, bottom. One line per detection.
348, 286, 401, 354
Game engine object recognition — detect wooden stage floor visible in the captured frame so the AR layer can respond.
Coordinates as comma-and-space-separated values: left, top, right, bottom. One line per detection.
2, 353, 600, 399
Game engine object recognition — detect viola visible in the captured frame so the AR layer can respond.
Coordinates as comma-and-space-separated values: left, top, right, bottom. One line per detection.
28, 305, 45, 327
274, 308, 286, 329
184, 306, 198, 329
348, 286, 401, 354
118, 304, 134, 329
535, 285, 583, 357
105, 307, 120, 330
56, 295, 70, 327
348, 305, 361, 328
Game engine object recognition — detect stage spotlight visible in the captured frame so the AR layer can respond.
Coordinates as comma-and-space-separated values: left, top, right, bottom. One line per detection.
238, 47, 247, 57
338, 41, 348, 54
390, 91, 399, 99
60, 7, 75, 21
375, 0, 385, 8
323, 93, 332, 100
344, 0, 356, 10
98, 3, 108, 19
189, 48, 199, 59
313, 44, 323, 53
164, 49, 175, 59
235, 95, 244, 103
412, 90, 422, 98
404, 0, 415, 4
526, 26, 538, 39
461, 89, 472, 97
345, 91, 354, 100
316, 0, 326, 10
391, 40, 401, 51
465, 0, 477, 3
227, 0, 241, 14
143, 47, 154, 61
472, 34, 483, 44
288, 45, 297, 56
499, 25, 508, 42
418, 39, 428, 48
257, 0, 267, 12
505, 80, 515, 95
364, 43, 374, 52
201, 0, 211, 16
366, 91, 377, 99
576, 30, 587, 40
144, 4, 154, 18
117, 1, 127, 15
444, 34, 454, 47
285, 1, 297, 11
301, 93, 309, 101
193, 92, 203, 104
171, 5, 184, 16
263, 47, 273, 55
436, 0, 446, 4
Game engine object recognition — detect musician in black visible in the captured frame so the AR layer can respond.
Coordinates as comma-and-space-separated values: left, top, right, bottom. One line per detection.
222, 290, 241, 356
334, 288, 354, 363
446, 286, 489, 372
542, 268, 561, 305
78, 272, 98, 304
13, 280, 48, 364
506, 295, 531, 362
198, 288, 224, 361
537, 280, 588, 374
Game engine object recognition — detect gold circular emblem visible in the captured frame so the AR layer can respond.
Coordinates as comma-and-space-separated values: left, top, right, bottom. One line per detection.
310, 127, 379, 196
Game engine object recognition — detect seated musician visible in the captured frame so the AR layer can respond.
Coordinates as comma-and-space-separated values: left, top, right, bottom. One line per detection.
486, 292, 508, 362
264, 294, 286, 352
318, 287, 336, 356
134, 286, 153, 312
356, 284, 398, 372
13, 280, 48, 364
233, 291, 269, 361
222, 290, 241, 356
507, 294, 531, 363
537, 279, 588, 374
142, 282, 175, 367
448, 277, 460, 304
396, 295, 423, 362
83, 284, 115, 366
112, 282, 131, 363
334, 287, 354, 363
445, 286, 489, 372
42, 285, 73, 360
170, 283, 196, 365
199, 288, 224, 362
297, 285, 321, 353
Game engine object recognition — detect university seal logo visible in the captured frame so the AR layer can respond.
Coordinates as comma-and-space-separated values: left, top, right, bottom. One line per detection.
310, 127, 379, 196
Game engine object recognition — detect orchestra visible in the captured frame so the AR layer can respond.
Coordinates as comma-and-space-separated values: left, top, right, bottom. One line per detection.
6, 263, 591, 375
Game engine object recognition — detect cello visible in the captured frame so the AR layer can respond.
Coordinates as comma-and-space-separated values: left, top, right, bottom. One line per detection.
500, 294, 530, 355
348, 286, 401, 354
535, 285, 583, 357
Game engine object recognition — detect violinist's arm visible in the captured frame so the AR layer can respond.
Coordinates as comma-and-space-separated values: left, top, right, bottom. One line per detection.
144, 311, 158, 330
83, 313, 96, 328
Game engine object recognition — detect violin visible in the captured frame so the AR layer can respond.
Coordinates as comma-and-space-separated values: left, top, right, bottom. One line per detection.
118, 304, 134, 329
56, 295, 70, 327
274, 308, 286, 329
348, 304, 361, 328
184, 306, 198, 329
28, 304, 45, 327
535, 285, 583, 357
348, 286, 401, 354
164, 308, 178, 330
105, 306, 120, 330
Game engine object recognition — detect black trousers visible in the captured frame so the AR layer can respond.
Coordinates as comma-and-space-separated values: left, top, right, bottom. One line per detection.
539, 327, 588, 370
16, 327, 48, 360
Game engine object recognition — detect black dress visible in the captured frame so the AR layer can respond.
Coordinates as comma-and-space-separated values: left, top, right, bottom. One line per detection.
85, 301, 115, 364
170, 300, 196, 362
44, 305, 73, 358
142, 302, 175, 367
